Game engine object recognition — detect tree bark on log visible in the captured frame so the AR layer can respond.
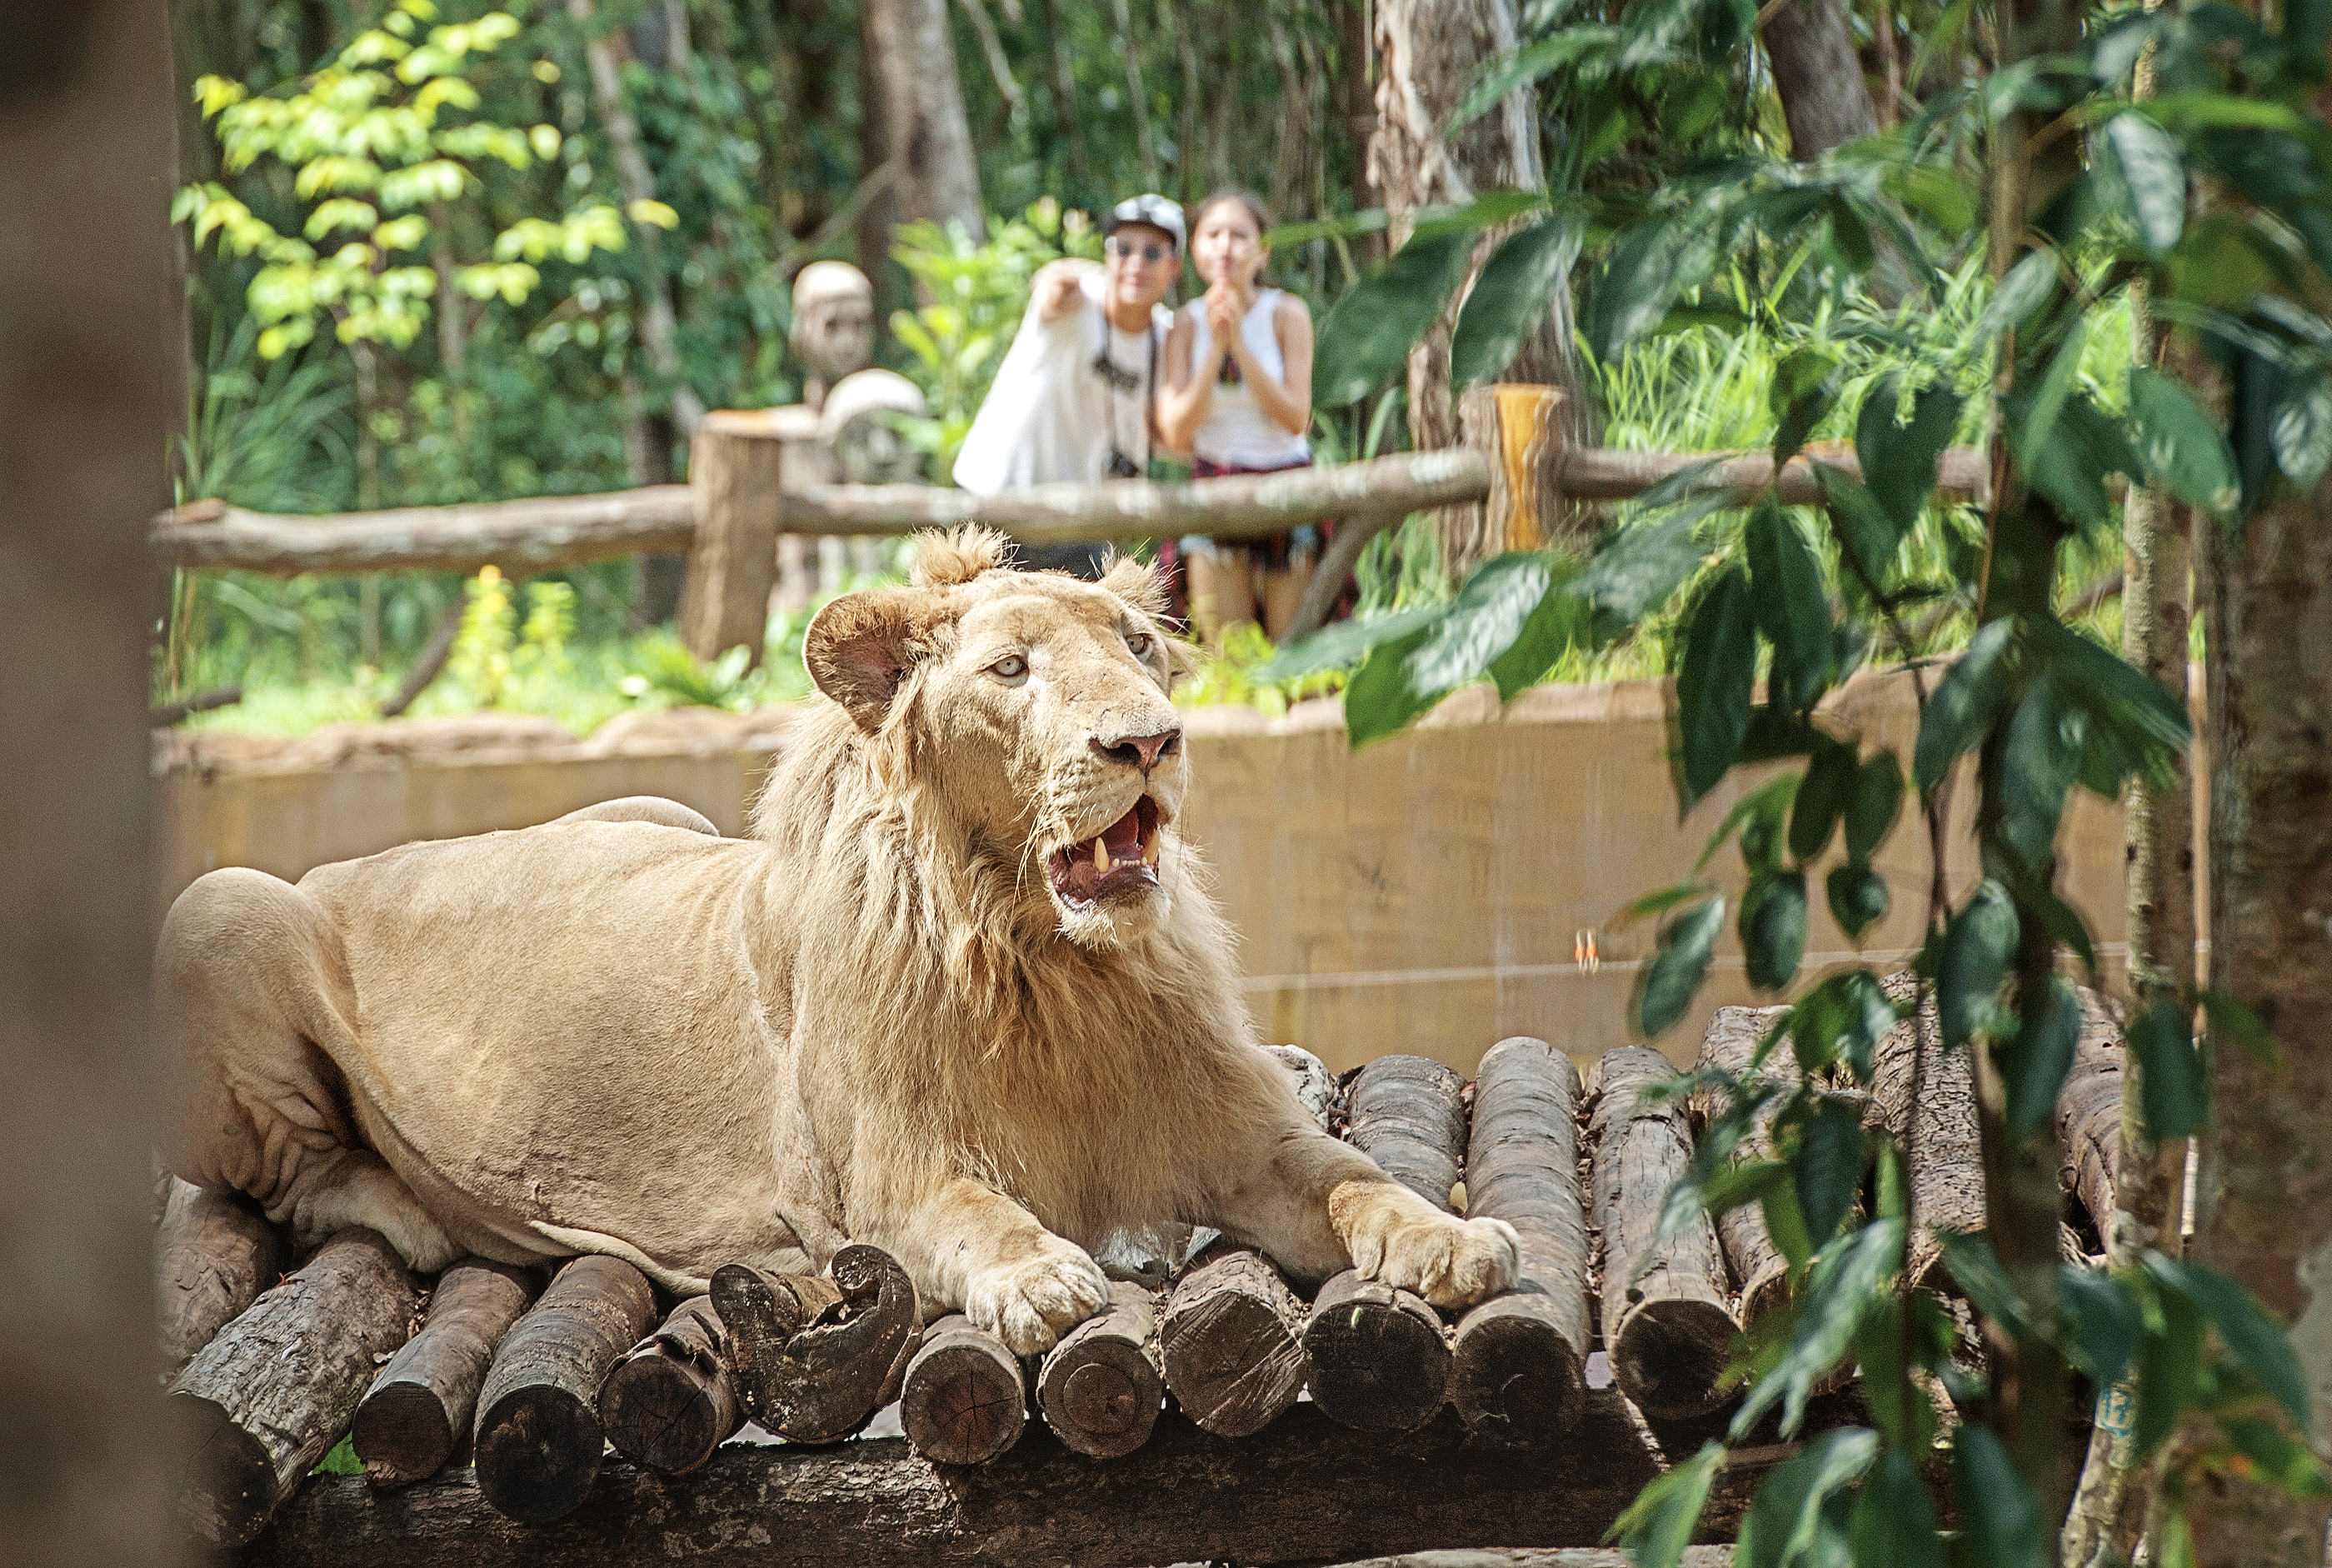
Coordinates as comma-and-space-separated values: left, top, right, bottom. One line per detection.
1036, 1281, 1164, 1459
1157, 1240, 1312, 1438
711, 1243, 920, 1444
1694, 1006, 1795, 1325
2055, 1035, 2125, 1251
472, 1255, 657, 1526
1451, 1036, 1592, 1442
248, 1394, 1865, 1567
354, 1258, 536, 1491
1343, 1052, 1469, 1209
1589, 1047, 1737, 1421
599, 1296, 743, 1476
1301, 1270, 1452, 1434
154, 1177, 285, 1375
167, 1226, 417, 1547
677, 412, 784, 669
1869, 973, 1985, 1291
901, 1315, 1026, 1466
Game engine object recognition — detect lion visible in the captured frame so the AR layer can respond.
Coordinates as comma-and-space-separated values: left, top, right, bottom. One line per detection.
155, 527, 1518, 1354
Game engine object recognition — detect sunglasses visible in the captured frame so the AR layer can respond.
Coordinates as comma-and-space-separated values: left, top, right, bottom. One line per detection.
1108, 237, 1172, 263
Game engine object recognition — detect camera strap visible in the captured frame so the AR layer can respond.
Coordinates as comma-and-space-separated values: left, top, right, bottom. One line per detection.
1096, 313, 1157, 478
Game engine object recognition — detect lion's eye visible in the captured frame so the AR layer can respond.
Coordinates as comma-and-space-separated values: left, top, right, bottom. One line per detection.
989, 654, 1028, 681
1125, 632, 1154, 657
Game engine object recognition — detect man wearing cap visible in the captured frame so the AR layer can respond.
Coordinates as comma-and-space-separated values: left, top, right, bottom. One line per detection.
953, 194, 1185, 576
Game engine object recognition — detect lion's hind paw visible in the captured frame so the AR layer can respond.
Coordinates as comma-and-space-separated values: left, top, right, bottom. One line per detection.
965, 1242, 1110, 1356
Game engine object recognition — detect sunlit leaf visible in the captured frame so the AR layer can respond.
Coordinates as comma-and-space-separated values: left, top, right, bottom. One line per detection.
1733, 1217, 1904, 1439
1343, 622, 1443, 747
1312, 230, 1473, 407
2100, 111, 2187, 252
1790, 968, 1895, 1082
1451, 217, 1585, 388
1404, 552, 1556, 693
1256, 604, 1443, 683
1634, 896, 1726, 1040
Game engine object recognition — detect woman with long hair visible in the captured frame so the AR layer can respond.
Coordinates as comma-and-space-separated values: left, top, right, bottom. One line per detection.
1157, 189, 1321, 644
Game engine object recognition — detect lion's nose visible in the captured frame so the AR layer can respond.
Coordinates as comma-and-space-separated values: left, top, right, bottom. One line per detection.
1093, 727, 1181, 772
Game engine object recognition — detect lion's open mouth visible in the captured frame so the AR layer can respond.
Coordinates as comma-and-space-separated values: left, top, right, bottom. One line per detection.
1047, 796, 1162, 907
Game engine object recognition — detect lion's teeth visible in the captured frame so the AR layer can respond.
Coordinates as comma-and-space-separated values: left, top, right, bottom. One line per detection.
1093, 836, 1108, 872
1142, 833, 1161, 867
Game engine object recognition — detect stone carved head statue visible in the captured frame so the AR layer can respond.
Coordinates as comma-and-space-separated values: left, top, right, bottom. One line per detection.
818, 368, 930, 485
791, 261, 876, 412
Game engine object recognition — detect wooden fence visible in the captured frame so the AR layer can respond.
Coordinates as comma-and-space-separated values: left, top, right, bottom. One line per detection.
149, 386, 1993, 657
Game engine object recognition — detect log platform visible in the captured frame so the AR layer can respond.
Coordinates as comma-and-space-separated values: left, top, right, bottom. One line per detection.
161, 1002, 2101, 1561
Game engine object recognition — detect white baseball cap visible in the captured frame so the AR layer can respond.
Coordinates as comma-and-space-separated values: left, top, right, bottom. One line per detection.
1102, 194, 1186, 253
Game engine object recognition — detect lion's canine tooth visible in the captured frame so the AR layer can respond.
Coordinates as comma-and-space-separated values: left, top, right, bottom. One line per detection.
1142, 833, 1160, 867
1093, 836, 1108, 872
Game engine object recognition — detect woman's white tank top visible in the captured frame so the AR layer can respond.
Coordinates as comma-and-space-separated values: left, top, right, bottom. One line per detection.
1188, 288, 1311, 469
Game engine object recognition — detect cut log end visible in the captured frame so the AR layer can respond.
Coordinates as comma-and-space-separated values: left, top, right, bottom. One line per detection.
712, 1243, 918, 1444
1612, 1298, 1739, 1421
1449, 1295, 1587, 1441
1301, 1271, 1451, 1435
1036, 1283, 1162, 1459
473, 1386, 605, 1526
1157, 1248, 1309, 1439
169, 1395, 276, 1547
901, 1317, 1026, 1466
348, 1381, 455, 1491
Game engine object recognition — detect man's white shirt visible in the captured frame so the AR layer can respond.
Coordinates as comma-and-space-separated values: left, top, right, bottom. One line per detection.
952, 267, 1171, 494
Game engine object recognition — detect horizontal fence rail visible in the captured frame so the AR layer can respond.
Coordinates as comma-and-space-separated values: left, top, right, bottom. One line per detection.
147, 444, 1990, 578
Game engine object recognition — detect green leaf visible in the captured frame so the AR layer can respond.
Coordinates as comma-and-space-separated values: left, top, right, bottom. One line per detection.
2270, 376, 2332, 486
1999, 671, 2081, 876
1343, 623, 1443, 747
1940, 881, 2018, 1052
1856, 375, 1965, 535
1827, 864, 1891, 940
1696, 773, 1803, 877
1913, 618, 2015, 791
1733, 1218, 1905, 1440
1404, 552, 1556, 694
2219, 1416, 2332, 1497
1575, 506, 1714, 623
2150, 1257, 2313, 1430
2131, 994, 2209, 1141
1449, 29, 1621, 132
2127, 368, 2239, 512
2059, 1265, 2143, 1387
2135, 1276, 2206, 1456
2024, 392, 2145, 524
1790, 968, 1896, 1082
1635, 896, 1726, 1040
1791, 1097, 1868, 1248
1742, 870, 1809, 991
1842, 751, 1905, 865
1583, 221, 1720, 363
1952, 1427, 2048, 1568
1256, 603, 1444, 683
2100, 111, 2187, 252
2018, 313, 2092, 462
1763, 1171, 1817, 1273
1451, 217, 1584, 389
1675, 567, 1758, 806
1746, 501, 1833, 711
1770, 347, 1840, 467
1935, 1230, 2026, 1340
1311, 230, 1474, 407
1738, 1427, 1880, 1568
1849, 1447, 1946, 1568
1790, 740, 1857, 863
2030, 617, 2191, 764
2199, 987, 2281, 1067
1976, 249, 2060, 342
1486, 576, 1588, 700
1816, 466, 1905, 590
1999, 975, 2081, 1145
1610, 1439, 1725, 1568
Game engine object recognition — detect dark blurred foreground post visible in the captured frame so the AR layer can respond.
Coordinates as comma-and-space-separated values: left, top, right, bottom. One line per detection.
0, 2, 183, 1564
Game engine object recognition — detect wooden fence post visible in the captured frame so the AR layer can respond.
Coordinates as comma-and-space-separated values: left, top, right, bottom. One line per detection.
678, 412, 784, 667
1457, 384, 1574, 560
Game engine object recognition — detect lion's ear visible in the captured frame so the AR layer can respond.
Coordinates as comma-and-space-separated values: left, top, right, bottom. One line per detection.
1096, 551, 1172, 620
804, 589, 933, 731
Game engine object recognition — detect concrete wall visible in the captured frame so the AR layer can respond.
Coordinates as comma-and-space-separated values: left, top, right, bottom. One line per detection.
156, 671, 2135, 1077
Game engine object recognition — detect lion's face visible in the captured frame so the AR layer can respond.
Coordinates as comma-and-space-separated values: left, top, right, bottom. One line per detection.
803, 535, 1188, 947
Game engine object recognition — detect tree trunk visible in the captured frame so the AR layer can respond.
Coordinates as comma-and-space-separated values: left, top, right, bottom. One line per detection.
167, 1228, 419, 1547
1036, 1280, 1164, 1459
155, 1178, 286, 1375
1761, 0, 1880, 160
353, 1257, 536, 1490
0, 4, 182, 1556
1368, 0, 1585, 580
1451, 1036, 1591, 1441
2179, 462, 2332, 1566
861, 0, 986, 274
473, 1255, 657, 1526
1589, 1046, 1737, 1421
900, 1315, 1026, 1465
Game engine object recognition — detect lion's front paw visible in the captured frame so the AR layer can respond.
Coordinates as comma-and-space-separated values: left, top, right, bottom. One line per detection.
1351, 1206, 1520, 1309
964, 1238, 1109, 1356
